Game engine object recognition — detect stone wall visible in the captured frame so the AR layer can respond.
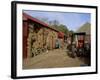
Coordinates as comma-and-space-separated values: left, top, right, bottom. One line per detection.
27, 23, 58, 58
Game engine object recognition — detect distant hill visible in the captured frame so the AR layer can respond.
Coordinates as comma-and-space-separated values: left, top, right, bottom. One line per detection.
76, 22, 91, 35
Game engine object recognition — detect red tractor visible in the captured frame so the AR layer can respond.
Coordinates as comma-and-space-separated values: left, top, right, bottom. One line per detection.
67, 32, 90, 58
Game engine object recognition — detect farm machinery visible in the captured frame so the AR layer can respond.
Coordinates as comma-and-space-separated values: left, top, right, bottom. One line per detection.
67, 32, 91, 58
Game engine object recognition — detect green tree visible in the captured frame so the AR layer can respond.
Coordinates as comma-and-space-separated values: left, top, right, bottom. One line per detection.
58, 24, 69, 35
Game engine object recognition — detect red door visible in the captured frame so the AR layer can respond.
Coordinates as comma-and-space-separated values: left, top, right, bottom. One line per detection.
78, 36, 84, 48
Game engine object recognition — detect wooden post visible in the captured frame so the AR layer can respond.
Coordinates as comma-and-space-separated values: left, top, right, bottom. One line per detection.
23, 21, 28, 59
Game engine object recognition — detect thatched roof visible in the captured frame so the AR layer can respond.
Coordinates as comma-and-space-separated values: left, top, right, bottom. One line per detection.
76, 22, 91, 35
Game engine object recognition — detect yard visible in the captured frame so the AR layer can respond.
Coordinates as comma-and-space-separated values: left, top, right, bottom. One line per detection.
23, 48, 88, 69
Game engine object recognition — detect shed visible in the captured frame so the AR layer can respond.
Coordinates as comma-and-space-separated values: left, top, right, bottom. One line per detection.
23, 12, 62, 59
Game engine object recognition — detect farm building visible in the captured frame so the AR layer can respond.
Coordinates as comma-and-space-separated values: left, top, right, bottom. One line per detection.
23, 13, 65, 59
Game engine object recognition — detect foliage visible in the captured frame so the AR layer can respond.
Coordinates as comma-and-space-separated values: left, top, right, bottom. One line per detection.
35, 17, 70, 35
48, 20, 69, 35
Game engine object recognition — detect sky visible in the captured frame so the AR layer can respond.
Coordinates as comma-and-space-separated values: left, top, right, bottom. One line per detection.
23, 10, 91, 31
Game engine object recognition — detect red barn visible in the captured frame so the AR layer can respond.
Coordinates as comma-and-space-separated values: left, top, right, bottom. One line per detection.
23, 13, 65, 59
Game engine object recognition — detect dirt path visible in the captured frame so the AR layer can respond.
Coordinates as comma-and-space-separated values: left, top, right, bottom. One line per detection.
23, 49, 85, 69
